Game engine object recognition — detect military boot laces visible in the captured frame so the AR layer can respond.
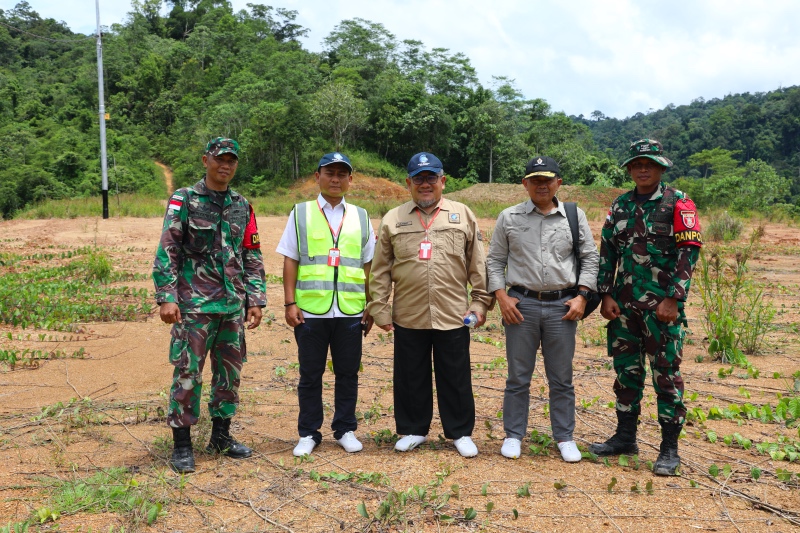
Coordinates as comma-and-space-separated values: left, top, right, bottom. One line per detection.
170, 427, 195, 474
589, 411, 639, 457
206, 417, 253, 459
653, 423, 682, 476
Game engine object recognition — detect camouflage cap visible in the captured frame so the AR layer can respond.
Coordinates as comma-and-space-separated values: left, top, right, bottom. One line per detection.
205, 137, 239, 158
621, 139, 672, 169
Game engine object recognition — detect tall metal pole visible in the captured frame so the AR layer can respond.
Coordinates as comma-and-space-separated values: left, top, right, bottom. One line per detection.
96, 0, 109, 219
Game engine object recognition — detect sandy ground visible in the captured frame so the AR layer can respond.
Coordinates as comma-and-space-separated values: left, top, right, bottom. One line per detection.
0, 213, 799, 532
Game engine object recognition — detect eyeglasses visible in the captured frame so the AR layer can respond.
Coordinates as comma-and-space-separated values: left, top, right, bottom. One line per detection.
410, 174, 442, 185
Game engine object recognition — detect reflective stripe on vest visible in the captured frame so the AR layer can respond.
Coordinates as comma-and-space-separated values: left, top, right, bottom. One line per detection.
294, 201, 368, 315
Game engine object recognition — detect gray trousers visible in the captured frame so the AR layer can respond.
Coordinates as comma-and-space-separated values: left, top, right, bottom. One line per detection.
503, 290, 577, 442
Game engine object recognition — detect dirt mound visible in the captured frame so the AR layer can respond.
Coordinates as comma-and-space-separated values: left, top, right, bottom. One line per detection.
291, 172, 409, 202
446, 183, 626, 207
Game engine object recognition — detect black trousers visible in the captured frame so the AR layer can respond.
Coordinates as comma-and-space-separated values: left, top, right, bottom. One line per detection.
294, 317, 363, 442
393, 324, 475, 439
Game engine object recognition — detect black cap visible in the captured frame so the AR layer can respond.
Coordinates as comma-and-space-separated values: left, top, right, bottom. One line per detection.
524, 156, 560, 179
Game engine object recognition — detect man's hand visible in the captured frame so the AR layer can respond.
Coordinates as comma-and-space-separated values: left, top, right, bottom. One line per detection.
160, 302, 181, 324
284, 303, 305, 327
495, 290, 523, 325
361, 309, 374, 336
246, 306, 262, 329
463, 311, 486, 327
656, 297, 679, 323
562, 295, 587, 321
600, 294, 621, 321
377, 323, 394, 332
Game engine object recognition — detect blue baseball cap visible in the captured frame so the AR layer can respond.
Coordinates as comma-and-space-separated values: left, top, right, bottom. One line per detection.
318, 152, 353, 172
407, 152, 443, 177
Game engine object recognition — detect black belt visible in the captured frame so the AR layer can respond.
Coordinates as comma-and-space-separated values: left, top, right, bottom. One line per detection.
510, 286, 576, 301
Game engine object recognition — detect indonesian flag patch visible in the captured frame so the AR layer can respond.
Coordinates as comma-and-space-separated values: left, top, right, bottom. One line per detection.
168, 195, 183, 212
673, 198, 702, 247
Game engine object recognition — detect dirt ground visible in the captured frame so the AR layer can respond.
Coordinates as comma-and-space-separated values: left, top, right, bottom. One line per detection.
0, 209, 799, 532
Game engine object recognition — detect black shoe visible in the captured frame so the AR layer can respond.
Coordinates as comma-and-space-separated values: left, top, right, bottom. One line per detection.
170, 427, 195, 473
206, 417, 253, 459
589, 410, 639, 456
653, 422, 682, 476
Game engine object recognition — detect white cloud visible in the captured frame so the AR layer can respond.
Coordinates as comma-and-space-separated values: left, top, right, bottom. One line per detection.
7, 0, 800, 119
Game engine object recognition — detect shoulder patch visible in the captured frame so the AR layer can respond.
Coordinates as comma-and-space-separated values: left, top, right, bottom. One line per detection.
243, 205, 261, 249
673, 198, 702, 247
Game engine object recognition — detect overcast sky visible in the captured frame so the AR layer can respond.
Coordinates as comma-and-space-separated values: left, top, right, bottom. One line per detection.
6, 0, 800, 119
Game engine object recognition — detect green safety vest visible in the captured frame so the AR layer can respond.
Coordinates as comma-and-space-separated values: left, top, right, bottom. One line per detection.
294, 200, 369, 315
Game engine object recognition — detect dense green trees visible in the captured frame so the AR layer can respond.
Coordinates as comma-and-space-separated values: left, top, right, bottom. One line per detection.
1, 1, 798, 218
578, 90, 800, 205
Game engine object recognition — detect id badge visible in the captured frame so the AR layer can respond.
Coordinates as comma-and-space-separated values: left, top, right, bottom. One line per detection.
327, 248, 341, 267
419, 240, 432, 260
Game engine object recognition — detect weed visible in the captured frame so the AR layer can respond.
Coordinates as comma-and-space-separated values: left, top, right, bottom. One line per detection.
37, 468, 167, 526
369, 429, 399, 446
0, 247, 151, 331
696, 233, 776, 364
527, 429, 554, 456
705, 211, 744, 242
0, 522, 30, 533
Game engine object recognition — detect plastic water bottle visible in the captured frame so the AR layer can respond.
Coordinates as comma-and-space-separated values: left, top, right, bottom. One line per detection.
464, 313, 478, 328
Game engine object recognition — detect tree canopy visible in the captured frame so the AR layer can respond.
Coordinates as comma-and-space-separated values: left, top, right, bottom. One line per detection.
1, 1, 798, 218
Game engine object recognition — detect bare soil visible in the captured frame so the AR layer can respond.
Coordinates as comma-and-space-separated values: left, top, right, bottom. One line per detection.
1, 199, 799, 532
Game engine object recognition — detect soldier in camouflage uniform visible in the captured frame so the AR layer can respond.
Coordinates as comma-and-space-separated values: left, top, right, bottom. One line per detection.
153, 137, 267, 473
590, 139, 702, 476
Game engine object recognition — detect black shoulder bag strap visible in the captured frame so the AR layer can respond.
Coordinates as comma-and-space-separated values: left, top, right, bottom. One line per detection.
564, 201, 600, 318
564, 202, 582, 279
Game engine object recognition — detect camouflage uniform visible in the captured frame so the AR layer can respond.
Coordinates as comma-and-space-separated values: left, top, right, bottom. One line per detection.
597, 182, 700, 424
153, 179, 266, 428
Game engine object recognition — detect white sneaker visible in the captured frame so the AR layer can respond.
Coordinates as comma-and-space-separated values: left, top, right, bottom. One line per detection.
558, 440, 582, 463
501, 438, 521, 459
454, 436, 478, 457
293, 436, 316, 457
336, 431, 363, 453
394, 434, 427, 452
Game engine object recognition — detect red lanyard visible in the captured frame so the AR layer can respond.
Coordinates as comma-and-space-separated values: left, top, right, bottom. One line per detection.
317, 199, 346, 246
416, 200, 443, 240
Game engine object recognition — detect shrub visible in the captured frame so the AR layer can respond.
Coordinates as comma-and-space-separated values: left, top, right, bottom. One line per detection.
705, 212, 744, 242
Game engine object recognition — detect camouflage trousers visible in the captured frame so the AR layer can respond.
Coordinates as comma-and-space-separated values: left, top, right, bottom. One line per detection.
167, 310, 246, 428
607, 306, 686, 424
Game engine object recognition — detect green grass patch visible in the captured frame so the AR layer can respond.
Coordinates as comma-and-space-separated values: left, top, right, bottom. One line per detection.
15, 194, 169, 219
0, 247, 152, 332
14, 183, 628, 221
36, 467, 169, 526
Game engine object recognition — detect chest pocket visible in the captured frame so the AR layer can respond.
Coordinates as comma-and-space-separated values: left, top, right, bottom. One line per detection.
393, 230, 422, 260
444, 228, 466, 257
186, 213, 218, 253
551, 224, 574, 262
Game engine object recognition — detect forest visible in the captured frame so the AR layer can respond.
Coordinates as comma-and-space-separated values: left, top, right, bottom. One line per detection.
1, 0, 799, 218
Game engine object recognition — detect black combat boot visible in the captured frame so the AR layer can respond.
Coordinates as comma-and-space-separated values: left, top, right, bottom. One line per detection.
653, 422, 682, 476
170, 427, 195, 473
589, 410, 639, 456
206, 417, 253, 458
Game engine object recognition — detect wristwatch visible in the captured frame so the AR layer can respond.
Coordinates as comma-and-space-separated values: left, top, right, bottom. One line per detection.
577, 289, 591, 299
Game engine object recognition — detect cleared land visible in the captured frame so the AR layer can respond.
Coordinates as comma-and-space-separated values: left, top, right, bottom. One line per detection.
0, 187, 799, 532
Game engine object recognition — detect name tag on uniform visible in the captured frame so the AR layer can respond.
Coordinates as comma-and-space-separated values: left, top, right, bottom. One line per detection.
327, 248, 340, 267
419, 240, 432, 260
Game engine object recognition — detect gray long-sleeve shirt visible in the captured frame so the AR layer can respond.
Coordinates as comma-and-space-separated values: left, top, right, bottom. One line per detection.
486, 198, 599, 294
